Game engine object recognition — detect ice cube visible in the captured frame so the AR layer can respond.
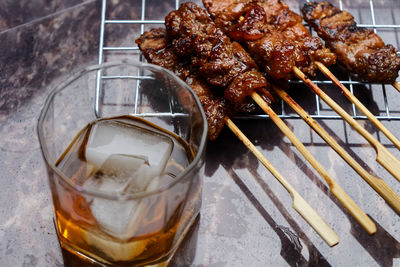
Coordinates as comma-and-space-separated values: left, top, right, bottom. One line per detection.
85, 189, 158, 240
87, 197, 140, 239
85, 120, 173, 177
84, 154, 152, 194
83, 154, 157, 238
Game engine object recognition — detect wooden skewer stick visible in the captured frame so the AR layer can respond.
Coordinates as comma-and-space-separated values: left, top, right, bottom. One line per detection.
251, 91, 375, 234
315, 61, 400, 151
393, 81, 400, 93
293, 66, 400, 182
224, 117, 339, 246
273, 84, 400, 217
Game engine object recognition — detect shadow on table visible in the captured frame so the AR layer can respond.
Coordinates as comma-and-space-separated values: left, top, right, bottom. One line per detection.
206, 127, 330, 265
351, 217, 400, 267
224, 161, 331, 266
206, 114, 400, 266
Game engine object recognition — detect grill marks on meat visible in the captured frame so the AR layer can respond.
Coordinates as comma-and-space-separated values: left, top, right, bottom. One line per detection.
165, 2, 275, 111
135, 28, 229, 140
166, 5, 256, 88
302, 1, 400, 83
203, 0, 336, 81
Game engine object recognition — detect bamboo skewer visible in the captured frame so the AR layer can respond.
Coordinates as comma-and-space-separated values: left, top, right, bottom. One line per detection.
315, 61, 400, 151
293, 66, 400, 182
273, 84, 400, 217
251, 91, 375, 234
393, 81, 400, 93
224, 117, 339, 246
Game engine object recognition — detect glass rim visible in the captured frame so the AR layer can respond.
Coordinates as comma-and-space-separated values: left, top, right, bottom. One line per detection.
37, 61, 208, 200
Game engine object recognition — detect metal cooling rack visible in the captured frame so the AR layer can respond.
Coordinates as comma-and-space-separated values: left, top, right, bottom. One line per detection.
95, 0, 400, 120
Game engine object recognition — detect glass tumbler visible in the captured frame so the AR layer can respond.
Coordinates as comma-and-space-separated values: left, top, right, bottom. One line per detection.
37, 62, 207, 266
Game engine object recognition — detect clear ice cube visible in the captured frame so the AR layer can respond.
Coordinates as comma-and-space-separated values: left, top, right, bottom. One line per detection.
85, 120, 173, 177
82, 119, 174, 239
83, 154, 152, 194
83, 154, 159, 239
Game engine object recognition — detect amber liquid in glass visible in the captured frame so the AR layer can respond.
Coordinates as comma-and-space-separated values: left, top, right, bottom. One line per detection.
53, 116, 201, 266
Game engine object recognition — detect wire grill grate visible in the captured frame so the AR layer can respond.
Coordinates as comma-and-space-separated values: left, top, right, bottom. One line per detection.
95, 0, 400, 120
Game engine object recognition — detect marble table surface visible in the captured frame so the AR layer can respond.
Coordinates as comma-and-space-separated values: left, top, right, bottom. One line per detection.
2, 0, 400, 266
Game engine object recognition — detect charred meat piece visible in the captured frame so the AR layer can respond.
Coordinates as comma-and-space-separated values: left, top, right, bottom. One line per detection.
203, 0, 336, 81
165, 2, 275, 109
302, 1, 400, 83
136, 28, 229, 140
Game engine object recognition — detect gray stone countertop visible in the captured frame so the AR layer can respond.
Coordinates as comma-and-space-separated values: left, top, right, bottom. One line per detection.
2, 0, 400, 266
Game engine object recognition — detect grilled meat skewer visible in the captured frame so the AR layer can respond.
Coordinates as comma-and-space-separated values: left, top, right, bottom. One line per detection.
136, 28, 229, 140
203, 0, 336, 81
299, 1, 400, 151
201, 0, 400, 226
165, 2, 275, 108
163, 2, 377, 238
302, 1, 400, 83
204, 0, 400, 180
136, 27, 340, 247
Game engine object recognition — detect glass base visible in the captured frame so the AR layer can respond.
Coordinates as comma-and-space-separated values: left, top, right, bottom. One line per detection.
56, 214, 200, 266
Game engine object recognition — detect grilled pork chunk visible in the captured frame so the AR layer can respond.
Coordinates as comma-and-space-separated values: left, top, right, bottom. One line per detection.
302, 1, 400, 83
